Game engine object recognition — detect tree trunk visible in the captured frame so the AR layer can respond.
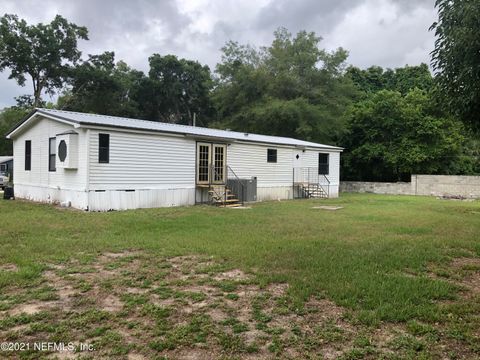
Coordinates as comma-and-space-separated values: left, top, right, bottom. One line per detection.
32, 76, 42, 108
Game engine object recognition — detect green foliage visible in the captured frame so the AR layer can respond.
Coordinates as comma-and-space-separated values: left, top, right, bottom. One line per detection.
0, 106, 30, 155
0, 14, 88, 106
431, 0, 480, 131
61, 52, 214, 125
346, 64, 434, 95
212, 27, 357, 144
224, 97, 343, 144
59, 52, 143, 118
341, 89, 470, 181
139, 54, 213, 124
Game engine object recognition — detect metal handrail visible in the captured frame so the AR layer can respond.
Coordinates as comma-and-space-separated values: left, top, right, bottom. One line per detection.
206, 164, 245, 206
321, 174, 330, 198
293, 167, 330, 199
227, 165, 245, 206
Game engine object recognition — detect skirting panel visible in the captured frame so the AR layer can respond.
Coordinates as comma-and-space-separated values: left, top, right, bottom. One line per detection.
14, 184, 88, 210
87, 188, 196, 211
329, 185, 339, 198
257, 185, 339, 201
257, 186, 293, 201
13, 184, 339, 211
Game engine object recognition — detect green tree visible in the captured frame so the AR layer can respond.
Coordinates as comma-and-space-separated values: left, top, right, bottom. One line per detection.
0, 14, 88, 107
346, 64, 433, 95
431, 0, 480, 130
212, 28, 357, 144
59, 52, 144, 117
226, 98, 338, 143
341, 89, 469, 181
136, 54, 213, 124
0, 105, 30, 155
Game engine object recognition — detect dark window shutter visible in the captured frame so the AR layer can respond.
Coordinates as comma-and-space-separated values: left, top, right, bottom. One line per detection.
25, 140, 31, 171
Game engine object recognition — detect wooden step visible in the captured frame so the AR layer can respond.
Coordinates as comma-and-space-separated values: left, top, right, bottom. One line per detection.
223, 203, 243, 208
208, 189, 232, 194
214, 198, 240, 203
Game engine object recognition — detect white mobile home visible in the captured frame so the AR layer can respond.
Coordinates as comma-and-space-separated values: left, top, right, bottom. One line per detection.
6, 109, 342, 211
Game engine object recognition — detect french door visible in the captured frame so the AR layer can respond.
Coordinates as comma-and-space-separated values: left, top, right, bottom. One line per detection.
196, 142, 226, 185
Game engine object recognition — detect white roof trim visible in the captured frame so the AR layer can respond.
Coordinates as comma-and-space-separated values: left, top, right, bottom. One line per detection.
6, 112, 78, 139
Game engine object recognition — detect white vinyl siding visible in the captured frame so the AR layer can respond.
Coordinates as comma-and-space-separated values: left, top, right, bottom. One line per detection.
88, 130, 195, 190
227, 142, 293, 187
13, 117, 88, 191
301, 149, 340, 185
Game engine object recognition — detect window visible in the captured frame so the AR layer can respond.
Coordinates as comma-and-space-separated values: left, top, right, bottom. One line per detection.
0, 164, 5, 172
58, 140, 67, 162
49, 138, 56, 172
267, 149, 277, 163
197, 144, 210, 183
99, 134, 110, 163
25, 140, 31, 171
318, 153, 329, 175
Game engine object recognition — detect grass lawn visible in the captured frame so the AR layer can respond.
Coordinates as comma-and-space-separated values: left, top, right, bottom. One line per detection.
0, 193, 479, 359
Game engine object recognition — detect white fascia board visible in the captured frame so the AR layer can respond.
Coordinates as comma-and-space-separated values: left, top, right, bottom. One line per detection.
6, 113, 78, 139
76, 124, 188, 139
303, 146, 344, 153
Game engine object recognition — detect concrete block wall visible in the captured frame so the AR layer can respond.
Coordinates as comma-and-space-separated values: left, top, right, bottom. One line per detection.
340, 181, 412, 195
411, 175, 480, 198
341, 175, 480, 199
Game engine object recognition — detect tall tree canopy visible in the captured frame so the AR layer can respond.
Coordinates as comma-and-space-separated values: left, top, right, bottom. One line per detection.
431, 0, 480, 131
61, 52, 213, 125
0, 14, 88, 107
212, 28, 357, 144
346, 64, 434, 95
136, 54, 213, 125
341, 89, 471, 182
59, 52, 143, 118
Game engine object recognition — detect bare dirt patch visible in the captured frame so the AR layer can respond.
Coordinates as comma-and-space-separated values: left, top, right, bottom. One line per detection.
427, 256, 480, 299
265, 282, 288, 297
450, 257, 480, 269
7, 303, 44, 316
450, 257, 480, 297
213, 269, 250, 281
101, 294, 123, 312
1, 252, 478, 359
127, 354, 146, 360
0, 263, 18, 272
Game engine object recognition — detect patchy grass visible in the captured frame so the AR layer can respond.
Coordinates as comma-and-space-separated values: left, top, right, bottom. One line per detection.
0, 193, 479, 358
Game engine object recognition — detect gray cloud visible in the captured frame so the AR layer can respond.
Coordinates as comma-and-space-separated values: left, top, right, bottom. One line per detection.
0, 0, 437, 108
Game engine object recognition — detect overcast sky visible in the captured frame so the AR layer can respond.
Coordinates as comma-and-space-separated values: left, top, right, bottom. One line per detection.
0, 0, 437, 108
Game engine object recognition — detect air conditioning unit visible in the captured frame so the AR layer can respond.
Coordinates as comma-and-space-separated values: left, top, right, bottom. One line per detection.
56, 131, 78, 169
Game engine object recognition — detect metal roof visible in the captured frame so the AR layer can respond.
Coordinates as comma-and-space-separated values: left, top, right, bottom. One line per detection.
11, 108, 343, 151
0, 156, 13, 163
